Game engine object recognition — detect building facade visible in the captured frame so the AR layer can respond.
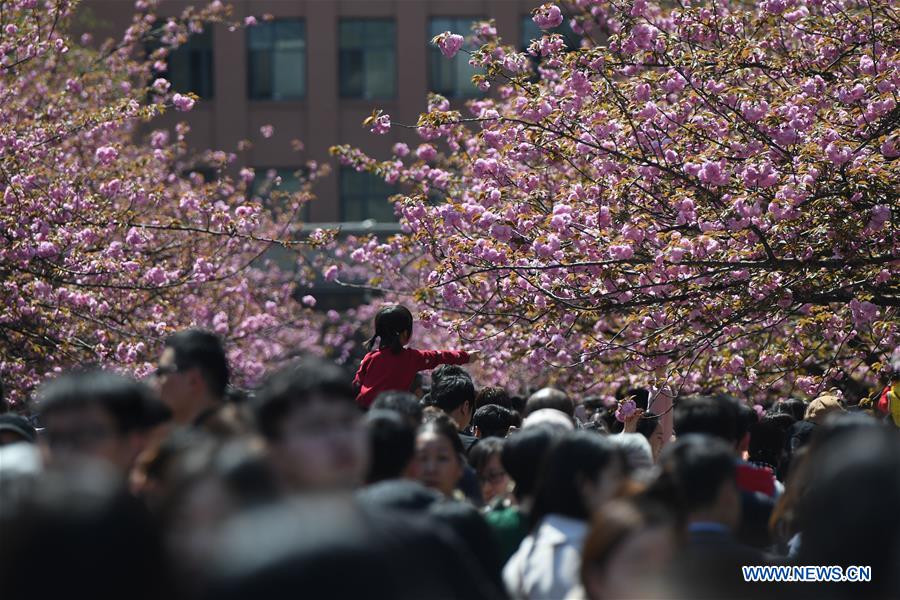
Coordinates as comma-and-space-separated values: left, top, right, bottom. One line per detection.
78, 0, 558, 227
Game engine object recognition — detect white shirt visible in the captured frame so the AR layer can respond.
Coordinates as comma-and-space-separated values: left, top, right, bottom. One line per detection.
503, 514, 588, 600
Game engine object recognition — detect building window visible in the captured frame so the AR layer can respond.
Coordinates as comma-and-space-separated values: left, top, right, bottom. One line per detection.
520, 14, 581, 51
248, 20, 306, 100
250, 167, 310, 221
429, 17, 482, 99
340, 168, 397, 222
148, 30, 214, 99
339, 19, 396, 99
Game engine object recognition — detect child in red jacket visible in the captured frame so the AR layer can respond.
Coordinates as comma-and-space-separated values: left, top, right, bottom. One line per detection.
353, 305, 474, 409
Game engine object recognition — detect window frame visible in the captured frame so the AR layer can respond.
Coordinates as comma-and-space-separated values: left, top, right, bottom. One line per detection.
339, 167, 398, 223
338, 18, 397, 100
247, 19, 308, 101
428, 16, 484, 100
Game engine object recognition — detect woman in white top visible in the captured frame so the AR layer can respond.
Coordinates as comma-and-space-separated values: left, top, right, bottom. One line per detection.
503, 432, 625, 600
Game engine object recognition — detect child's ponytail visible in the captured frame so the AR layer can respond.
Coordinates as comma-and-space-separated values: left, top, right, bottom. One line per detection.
367, 304, 414, 355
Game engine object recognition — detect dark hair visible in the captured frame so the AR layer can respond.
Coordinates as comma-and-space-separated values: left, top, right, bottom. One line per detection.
428, 502, 504, 590
530, 433, 621, 528
475, 387, 511, 410
525, 388, 574, 417
431, 375, 475, 415
367, 305, 413, 354
431, 364, 472, 387
365, 410, 415, 484
253, 358, 355, 441
467, 437, 504, 474
0, 467, 171, 600
501, 425, 561, 501
634, 411, 661, 440
734, 401, 759, 442
763, 412, 796, 434
416, 409, 466, 462
673, 395, 738, 444
748, 419, 786, 471
419, 412, 465, 458
35, 370, 171, 434
372, 391, 423, 426
770, 398, 807, 422
164, 329, 230, 399
0, 414, 37, 443
797, 428, 900, 598
154, 437, 281, 527
648, 434, 736, 515
473, 404, 515, 439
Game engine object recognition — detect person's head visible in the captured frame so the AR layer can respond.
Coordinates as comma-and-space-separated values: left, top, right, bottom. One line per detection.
651, 434, 740, 531
208, 499, 403, 600
157, 329, 229, 424
410, 412, 465, 497
355, 479, 444, 513
748, 418, 786, 471
472, 404, 515, 439
431, 375, 475, 430
35, 370, 170, 473
733, 401, 758, 454
525, 387, 574, 417
475, 386, 511, 410
797, 427, 900, 598
253, 359, 367, 492
501, 425, 562, 505
634, 411, 664, 461
364, 410, 415, 484
581, 499, 679, 600
530, 432, 624, 528
151, 437, 281, 587
467, 437, 510, 504
673, 395, 738, 446
431, 364, 472, 387
771, 398, 807, 422
607, 433, 653, 476
0, 414, 37, 446
0, 466, 171, 600
428, 502, 504, 589
368, 304, 413, 353
804, 391, 845, 424
371, 390, 423, 427
522, 407, 575, 430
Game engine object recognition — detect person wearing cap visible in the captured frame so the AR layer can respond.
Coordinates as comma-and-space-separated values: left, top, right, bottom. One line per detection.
804, 391, 846, 425
33, 370, 171, 475
0, 414, 37, 446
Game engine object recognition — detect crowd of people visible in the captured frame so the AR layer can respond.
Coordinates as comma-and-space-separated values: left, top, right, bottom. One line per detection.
1, 312, 899, 599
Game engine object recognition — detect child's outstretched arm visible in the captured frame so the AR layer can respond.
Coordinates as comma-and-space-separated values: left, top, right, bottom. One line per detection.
411, 348, 474, 371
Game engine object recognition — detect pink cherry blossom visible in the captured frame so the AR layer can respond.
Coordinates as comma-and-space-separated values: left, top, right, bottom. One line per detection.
437, 33, 464, 59
533, 3, 564, 30
172, 93, 195, 112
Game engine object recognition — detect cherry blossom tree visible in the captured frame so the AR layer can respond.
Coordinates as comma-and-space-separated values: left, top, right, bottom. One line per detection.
333, 0, 899, 403
0, 0, 355, 405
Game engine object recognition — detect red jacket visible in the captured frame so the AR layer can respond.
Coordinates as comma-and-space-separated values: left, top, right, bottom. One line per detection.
353, 347, 469, 408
